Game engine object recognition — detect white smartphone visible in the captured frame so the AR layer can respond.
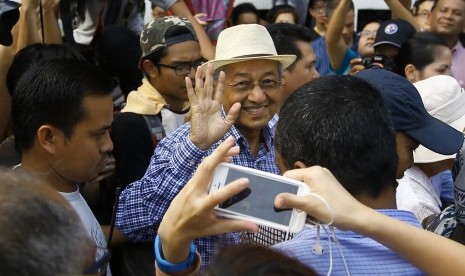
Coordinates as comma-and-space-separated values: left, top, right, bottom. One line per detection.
208, 163, 310, 233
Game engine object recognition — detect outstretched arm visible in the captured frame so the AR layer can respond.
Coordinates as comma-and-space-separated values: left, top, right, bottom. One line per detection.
275, 166, 465, 276
325, 0, 351, 72
384, 0, 420, 31
170, 0, 215, 60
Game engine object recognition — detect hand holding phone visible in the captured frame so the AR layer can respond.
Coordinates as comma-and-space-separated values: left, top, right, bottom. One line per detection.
209, 163, 310, 233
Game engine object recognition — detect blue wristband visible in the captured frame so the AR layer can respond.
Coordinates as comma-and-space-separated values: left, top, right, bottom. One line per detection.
154, 235, 196, 273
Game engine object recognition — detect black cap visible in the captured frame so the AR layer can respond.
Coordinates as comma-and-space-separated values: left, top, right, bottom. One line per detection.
0, 1, 21, 46
355, 68, 464, 155
373, 19, 416, 49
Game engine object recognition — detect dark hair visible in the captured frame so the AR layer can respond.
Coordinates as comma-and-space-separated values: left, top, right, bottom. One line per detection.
326, 0, 354, 18
267, 5, 299, 24
395, 32, 449, 76
206, 244, 317, 275
6, 43, 84, 95
12, 59, 114, 151
412, 0, 434, 15
266, 23, 313, 71
231, 3, 260, 25
276, 75, 397, 197
0, 169, 91, 275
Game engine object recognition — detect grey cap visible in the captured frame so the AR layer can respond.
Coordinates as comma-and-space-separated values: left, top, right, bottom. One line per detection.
140, 16, 198, 58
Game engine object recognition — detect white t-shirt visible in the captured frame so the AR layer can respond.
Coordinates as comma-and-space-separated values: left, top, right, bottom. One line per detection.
60, 188, 111, 275
396, 166, 442, 223
161, 107, 189, 135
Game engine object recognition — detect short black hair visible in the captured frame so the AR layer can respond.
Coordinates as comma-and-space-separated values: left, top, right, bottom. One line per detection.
267, 23, 313, 71
326, 0, 354, 18
6, 43, 84, 95
412, 0, 434, 15
231, 3, 260, 25
276, 75, 397, 197
12, 59, 114, 150
395, 32, 448, 76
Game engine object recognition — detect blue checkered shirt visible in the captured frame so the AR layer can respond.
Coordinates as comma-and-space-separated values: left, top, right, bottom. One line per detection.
115, 120, 280, 268
273, 210, 425, 275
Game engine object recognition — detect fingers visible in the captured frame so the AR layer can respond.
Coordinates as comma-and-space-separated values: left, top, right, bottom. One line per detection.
204, 63, 214, 100
186, 77, 198, 106
206, 177, 249, 210
186, 136, 237, 191
208, 219, 259, 236
214, 71, 225, 102
224, 102, 241, 127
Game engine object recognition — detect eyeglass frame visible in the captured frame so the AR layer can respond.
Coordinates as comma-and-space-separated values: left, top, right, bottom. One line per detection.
155, 60, 205, 76
358, 30, 377, 38
226, 79, 282, 92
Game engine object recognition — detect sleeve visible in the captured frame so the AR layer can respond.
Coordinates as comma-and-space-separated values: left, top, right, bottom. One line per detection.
115, 124, 208, 241
151, 0, 178, 10
331, 48, 358, 75
111, 113, 154, 188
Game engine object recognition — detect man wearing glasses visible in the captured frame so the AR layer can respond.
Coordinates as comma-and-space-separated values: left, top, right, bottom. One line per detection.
112, 16, 203, 189
115, 24, 296, 269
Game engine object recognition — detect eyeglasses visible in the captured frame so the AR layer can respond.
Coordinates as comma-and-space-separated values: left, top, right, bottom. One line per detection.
156, 60, 205, 76
358, 30, 377, 38
416, 10, 431, 18
227, 79, 282, 92
84, 247, 111, 275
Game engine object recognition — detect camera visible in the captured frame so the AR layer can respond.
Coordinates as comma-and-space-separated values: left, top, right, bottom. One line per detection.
361, 55, 385, 69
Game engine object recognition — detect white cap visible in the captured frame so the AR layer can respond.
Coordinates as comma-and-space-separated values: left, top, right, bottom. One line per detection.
413, 75, 465, 163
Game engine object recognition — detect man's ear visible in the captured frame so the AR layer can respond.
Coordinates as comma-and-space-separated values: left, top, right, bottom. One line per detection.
294, 161, 307, 169
404, 64, 418, 83
37, 125, 60, 155
142, 59, 158, 79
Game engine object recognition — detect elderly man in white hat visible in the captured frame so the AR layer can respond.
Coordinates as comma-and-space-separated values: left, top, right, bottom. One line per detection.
115, 24, 296, 270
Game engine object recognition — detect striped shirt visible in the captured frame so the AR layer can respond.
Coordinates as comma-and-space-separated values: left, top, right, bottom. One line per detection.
273, 209, 424, 275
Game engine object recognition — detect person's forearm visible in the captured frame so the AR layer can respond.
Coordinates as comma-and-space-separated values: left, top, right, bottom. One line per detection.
17, 3, 40, 52
42, 9, 62, 44
170, 0, 214, 60
351, 207, 465, 275
325, 0, 351, 70
384, 0, 420, 31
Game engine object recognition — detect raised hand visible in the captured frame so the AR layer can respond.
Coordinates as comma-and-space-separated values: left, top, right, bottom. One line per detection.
158, 136, 258, 263
186, 63, 241, 150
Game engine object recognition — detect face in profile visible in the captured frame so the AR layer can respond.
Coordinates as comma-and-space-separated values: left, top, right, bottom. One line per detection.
53, 95, 114, 182
395, 132, 420, 178
406, 45, 452, 83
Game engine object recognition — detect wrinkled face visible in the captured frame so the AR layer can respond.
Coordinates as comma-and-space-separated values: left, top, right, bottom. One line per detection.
55, 95, 113, 182
358, 22, 380, 57
237, 12, 259, 25
149, 40, 202, 110
282, 41, 319, 103
309, 0, 327, 24
414, 0, 434, 31
275, 13, 296, 24
418, 45, 453, 81
342, 9, 355, 46
430, 0, 465, 37
395, 132, 420, 178
222, 60, 281, 134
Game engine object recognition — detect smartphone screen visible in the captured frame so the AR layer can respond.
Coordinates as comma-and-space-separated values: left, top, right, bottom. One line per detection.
219, 169, 298, 225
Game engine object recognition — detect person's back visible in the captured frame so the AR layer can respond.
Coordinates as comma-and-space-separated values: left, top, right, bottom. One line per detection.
271, 75, 422, 275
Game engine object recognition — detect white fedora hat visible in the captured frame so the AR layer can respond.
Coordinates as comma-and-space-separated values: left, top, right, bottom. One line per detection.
200, 24, 296, 72
413, 75, 465, 163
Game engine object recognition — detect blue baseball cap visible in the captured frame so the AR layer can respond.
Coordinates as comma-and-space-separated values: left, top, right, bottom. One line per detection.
355, 68, 464, 155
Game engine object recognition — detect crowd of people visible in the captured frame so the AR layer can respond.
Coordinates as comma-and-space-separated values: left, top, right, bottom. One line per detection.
1, 0, 465, 275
